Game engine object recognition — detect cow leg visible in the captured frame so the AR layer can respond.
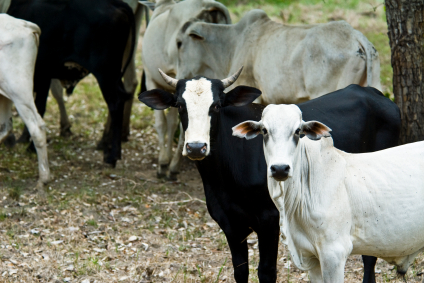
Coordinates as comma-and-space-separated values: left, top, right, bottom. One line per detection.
169, 123, 184, 180
50, 79, 72, 137
256, 228, 279, 283
154, 109, 169, 178
362, 255, 377, 283
318, 244, 350, 283
25, 78, 51, 153
225, 229, 250, 283
14, 97, 50, 188
308, 260, 324, 283
97, 76, 128, 167
165, 107, 179, 170
0, 95, 13, 143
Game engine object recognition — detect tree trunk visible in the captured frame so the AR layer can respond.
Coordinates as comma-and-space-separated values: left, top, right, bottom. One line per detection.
385, 0, 424, 144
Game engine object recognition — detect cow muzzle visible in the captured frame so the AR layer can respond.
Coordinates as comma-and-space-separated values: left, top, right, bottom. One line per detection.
186, 142, 207, 160
270, 164, 290, 181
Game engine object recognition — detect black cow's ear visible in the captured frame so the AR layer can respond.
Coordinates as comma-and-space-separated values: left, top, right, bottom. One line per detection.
138, 89, 176, 110
300, 120, 332, 140
223, 86, 262, 107
232, 120, 261, 140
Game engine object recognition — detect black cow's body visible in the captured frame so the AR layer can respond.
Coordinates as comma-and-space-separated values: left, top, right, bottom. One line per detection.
140, 79, 400, 283
8, 0, 135, 166
197, 85, 400, 283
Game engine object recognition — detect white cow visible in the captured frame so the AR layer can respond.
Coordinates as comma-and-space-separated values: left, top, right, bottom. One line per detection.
142, 0, 231, 179
176, 9, 382, 105
0, 14, 50, 189
232, 104, 424, 282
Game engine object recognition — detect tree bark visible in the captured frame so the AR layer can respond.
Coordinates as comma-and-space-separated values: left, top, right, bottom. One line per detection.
385, 0, 424, 144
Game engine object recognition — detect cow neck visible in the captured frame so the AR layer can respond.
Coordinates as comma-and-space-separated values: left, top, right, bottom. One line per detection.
281, 139, 311, 222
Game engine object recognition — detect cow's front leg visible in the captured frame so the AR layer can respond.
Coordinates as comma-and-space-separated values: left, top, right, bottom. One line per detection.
256, 224, 279, 283
308, 259, 324, 283
318, 243, 350, 283
225, 228, 250, 283
169, 123, 184, 180
154, 109, 169, 178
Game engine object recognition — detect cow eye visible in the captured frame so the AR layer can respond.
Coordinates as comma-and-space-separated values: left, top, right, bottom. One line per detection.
213, 105, 220, 112
262, 128, 268, 135
295, 128, 301, 135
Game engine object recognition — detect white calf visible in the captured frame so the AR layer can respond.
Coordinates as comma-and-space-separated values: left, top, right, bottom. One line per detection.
0, 14, 50, 188
233, 104, 424, 282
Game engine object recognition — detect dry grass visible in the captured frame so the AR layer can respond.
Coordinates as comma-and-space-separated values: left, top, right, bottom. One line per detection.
1, 1, 422, 282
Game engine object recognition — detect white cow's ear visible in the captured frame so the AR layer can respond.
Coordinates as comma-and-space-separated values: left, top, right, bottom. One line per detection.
300, 120, 332, 140
232, 120, 261, 140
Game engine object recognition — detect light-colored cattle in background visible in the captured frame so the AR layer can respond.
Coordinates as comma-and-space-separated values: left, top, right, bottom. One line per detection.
142, 0, 231, 179
232, 104, 424, 282
176, 9, 381, 105
0, 14, 50, 189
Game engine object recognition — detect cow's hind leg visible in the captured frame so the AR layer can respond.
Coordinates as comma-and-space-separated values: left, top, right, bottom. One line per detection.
362, 255, 377, 283
50, 79, 72, 137
14, 97, 50, 189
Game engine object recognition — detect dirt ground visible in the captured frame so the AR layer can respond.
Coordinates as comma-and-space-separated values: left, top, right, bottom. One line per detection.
1, 1, 424, 282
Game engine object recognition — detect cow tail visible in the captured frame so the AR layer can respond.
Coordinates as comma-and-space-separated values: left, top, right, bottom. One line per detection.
121, 3, 136, 77
355, 30, 374, 88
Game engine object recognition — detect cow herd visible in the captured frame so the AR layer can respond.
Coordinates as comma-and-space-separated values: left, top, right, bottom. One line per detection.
0, 0, 422, 282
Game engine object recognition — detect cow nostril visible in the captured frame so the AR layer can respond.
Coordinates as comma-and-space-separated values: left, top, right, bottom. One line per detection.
201, 143, 207, 154
186, 144, 192, 153
270, 165, 277, 174
283, 165, 290, 173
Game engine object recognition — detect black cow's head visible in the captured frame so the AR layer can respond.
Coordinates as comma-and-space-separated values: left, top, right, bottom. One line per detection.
138, 67, 261, 161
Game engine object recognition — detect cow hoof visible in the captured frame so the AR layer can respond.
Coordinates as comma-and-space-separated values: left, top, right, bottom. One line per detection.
26, 142, 36, 153
104, 157, 117, 168
3, 133, 16, 148
167, 171, 179, 181
35, 181, 47, 201
60, 127, 73, 138
157, 165, 168, 179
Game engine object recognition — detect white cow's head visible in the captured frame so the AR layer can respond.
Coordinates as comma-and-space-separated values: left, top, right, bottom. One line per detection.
138, 67, 261, 161
232, 104, 331, 181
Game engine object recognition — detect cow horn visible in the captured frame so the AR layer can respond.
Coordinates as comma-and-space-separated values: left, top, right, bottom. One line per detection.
158, 69, 178, 88
221, 66, 243, 88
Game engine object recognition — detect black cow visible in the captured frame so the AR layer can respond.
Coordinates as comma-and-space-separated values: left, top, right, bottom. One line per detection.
7, 0, 135, 166
139, 69, 400, 283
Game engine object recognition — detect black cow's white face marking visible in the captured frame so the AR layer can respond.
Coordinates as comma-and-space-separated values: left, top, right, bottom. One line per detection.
181, 78, 214, 157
